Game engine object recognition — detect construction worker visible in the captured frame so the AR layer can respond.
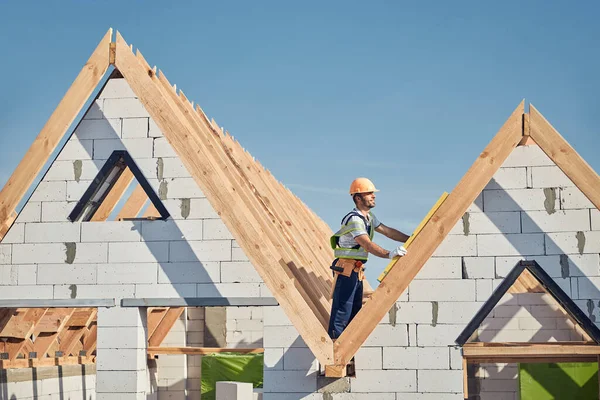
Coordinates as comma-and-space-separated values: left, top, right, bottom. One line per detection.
328, 177, 410, 340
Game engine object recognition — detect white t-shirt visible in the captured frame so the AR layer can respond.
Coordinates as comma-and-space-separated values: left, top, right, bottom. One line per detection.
338, 208, 381, 249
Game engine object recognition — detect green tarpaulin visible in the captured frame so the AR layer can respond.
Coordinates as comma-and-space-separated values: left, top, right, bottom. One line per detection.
519, 362, 598, 400
200, 352, 263, 400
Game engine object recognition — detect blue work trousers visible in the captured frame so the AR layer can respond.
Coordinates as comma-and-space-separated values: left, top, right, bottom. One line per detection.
328, 270, 363, 339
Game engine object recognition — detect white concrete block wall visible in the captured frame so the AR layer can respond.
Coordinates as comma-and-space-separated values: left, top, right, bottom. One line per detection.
0, 366, 96, 400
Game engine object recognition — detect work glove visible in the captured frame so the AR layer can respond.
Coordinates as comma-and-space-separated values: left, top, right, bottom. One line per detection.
388, 245, 407, 259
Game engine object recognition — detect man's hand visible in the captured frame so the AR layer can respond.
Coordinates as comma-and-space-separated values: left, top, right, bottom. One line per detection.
388, 245, 407, 259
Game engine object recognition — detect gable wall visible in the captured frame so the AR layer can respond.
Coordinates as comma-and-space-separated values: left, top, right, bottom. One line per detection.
263, 143, 600, 399
0, 77, 268, 399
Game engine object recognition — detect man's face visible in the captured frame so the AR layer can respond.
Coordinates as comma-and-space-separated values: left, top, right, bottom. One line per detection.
359, 192, 376, 208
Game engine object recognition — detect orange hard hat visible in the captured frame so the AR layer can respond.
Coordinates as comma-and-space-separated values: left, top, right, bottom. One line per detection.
349, 177, 379, 195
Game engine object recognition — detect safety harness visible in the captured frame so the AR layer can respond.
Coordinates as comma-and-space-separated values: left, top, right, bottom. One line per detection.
329, 210, 374, 282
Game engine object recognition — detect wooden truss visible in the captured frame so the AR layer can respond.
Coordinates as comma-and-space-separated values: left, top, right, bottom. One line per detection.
2, 29, 599, 373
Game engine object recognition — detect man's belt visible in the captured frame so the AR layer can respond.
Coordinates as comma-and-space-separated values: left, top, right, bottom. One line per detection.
331, 259, 365, 281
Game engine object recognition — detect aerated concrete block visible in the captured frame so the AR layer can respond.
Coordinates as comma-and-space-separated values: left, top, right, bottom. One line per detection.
363, 324, 408, 347
0, 265, 16, 284
102, 98, 150, 119
12, 243, 108, 264
561, 187, 594, 209
30, 181, 67, 202
24, 222, 81, 243
545, 231, 600, 254
204, 218, 234, 240
396, 302, 434, 324
409, 280, 476, 302
134, 283, 196, 298
83, 99, 104, 120
163, 177, 205, 199
99, 78, 137, 99
15, 202, 41, 223
2, 223, 24, 243
282, 348, 318, 371
56, 139, 94, 161
0, 285, 53, 299
531, 166, 575, 188
477, 233, 545, 256
196, 283, 260, 297
485, 167, 527, 190
417, 324, 465, 346
592, 209, 600, 230
431, 235, 477, 257
216, 381, 253, 400
41, 201, 77, 222
417, 370, 463, 393
160, 157, 189, 178
93, 138, 153, 160
263, 371, 318, 393
382, 347, 417, 369
97, 348, 147, 371
158, 261, 220, 284
463, 257, 494, 279
54, 284, 135, 299
522, 209, 591, 233
354, 347, 383, 370
483, 188, 555, 212
221, 261, 262, 283
97, 263, 158, 284
140, 219, 203, 242
436, 302, 486, 324
96, 370, 147, 394
153, 137, 177, 157
149, 119, 164, 137
16, 264, 37, 285
414, 257, 461, 279
417, 347, 451, 369
122, 118, 149, 138
263, 306, 292, 327
264, 348, 284, 370
37, 263, 97, 284
466, 211, 521, 235
501, 145, 554, 167
350, 370, 416, 393
74, 118, 122, 140
81, 221, 142, 242
108, 242, 169, 263
264, 326, 306, 348
67, 180, 91, 201
476, 279, 493, 301
169, 240, 232, 262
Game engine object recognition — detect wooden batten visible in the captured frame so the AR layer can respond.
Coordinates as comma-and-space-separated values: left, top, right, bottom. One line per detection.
116, 184, 148, 220
91, 167, 134, 221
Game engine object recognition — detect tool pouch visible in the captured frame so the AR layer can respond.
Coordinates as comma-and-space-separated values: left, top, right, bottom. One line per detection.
334, 259, 358, 277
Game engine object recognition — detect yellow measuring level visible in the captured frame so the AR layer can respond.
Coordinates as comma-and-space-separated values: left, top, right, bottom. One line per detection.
377, 192, 449, 282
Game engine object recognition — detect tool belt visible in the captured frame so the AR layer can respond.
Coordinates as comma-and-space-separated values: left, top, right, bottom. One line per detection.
330, 258, 365, 281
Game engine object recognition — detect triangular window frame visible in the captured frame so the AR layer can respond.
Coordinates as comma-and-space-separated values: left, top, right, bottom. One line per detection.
67, 150, 169, 222
456, 260, 600, 346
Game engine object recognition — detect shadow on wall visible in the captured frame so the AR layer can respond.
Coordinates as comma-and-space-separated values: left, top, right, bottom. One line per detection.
0, 365, 94, 400
466, 176, 600, 399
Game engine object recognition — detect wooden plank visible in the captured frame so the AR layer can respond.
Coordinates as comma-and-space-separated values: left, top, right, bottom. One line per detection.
0, 309, 34, 339
0, 308, 16, 331
530, 104, 600, 210
148, 307, 184, 347
82, 322, 97, 355
147, 347, 264, 355
90, 167, 134, 221
147, 308, 168, 339
0, 29, 112, 227
463, 343, 600, 357
66, 308, 96, 327
6, 308, 47, 360
35, 308, 73, 334
333, 102, 525, 367
33, 309, 74, 357
466, 355, 598, 364
0, 356, 95, 370
114, 32, 333, 365
59, 327, 88, 356
378, 192, 449, 282
143, 202, 160, 218
324, 364, 346, 378
507, 269, 544, 293
116, 184, 147, 220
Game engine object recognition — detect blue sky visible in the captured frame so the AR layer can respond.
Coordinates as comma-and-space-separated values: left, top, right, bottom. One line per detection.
0, 1, 599, 285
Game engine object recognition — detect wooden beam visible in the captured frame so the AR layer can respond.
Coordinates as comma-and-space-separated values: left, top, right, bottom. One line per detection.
462, 342, 600, 357
462, 357, 468, 400
113, 31, 334, 365
507, 269, 544, 293
147, 308, 168, 339
116, 184, 147, 220
333, 101, 525, 367
148, 307, 184, 347
147, 347, 263, 356
324, 364, 346, 378
90, 167, 134, 221
0, 356, 95, 370
33, 309, 74, 357
0, 29, 112, 227
142, 202, 160, 218
82, 322, 97, 355
530, 104, 600, 210
0, 309, 34, 339
6, 308, 47, 360
0, 211, 17, 240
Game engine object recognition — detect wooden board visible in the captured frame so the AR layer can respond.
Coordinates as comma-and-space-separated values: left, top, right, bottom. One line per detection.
0, 29, 112, 228
116, 184, 148, 220
378, 192, 449, 282
147, 347, 263, 355
530, 104, 600, 210
333, 102, 525, 367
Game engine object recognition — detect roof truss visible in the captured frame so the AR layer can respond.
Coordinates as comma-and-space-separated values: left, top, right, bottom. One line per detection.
456, 260, 600, 346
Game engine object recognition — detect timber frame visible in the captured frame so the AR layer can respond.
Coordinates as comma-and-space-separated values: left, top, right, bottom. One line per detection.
2, 28, 600, 374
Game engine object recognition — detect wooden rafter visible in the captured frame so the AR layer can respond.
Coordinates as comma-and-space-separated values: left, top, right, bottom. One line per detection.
143, 202, 160, 218
116, 184, 148, 220
148, 347, 263, 356
90, 167, 134, 221
332, 102, 526, 367
0, 28, 112, 230
0, 211, 17, 240
530, 104, 600, 210
113, 31, 334, 365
